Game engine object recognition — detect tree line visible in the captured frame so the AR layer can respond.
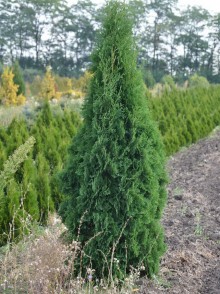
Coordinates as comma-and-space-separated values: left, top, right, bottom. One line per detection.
0, 0, 220, 83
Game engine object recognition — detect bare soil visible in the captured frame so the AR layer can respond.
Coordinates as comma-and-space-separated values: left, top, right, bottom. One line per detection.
139, 129, 220, 294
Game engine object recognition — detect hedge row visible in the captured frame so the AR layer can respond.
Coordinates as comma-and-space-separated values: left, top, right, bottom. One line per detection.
0, 103, 81, 245
1, 85, 220, 244
149, 86, 220, 155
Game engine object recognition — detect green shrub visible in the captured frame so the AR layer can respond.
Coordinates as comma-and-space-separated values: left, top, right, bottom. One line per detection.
188, 73, 210, 88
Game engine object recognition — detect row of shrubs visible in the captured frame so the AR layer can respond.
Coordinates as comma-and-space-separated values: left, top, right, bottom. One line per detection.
149, 85, 220, 155
0, 62, 91, 106
0, 103, 81, 245
1, 84, 220, 245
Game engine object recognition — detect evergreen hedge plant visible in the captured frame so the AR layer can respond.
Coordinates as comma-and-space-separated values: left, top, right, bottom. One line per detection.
59, 0, 167, 279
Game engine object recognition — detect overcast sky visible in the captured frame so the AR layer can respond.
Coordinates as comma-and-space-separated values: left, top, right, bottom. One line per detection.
68, 0, 220, 14
178, 0, 219, 13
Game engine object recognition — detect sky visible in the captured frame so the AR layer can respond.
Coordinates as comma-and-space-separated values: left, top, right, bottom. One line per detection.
68, 0, 220, 14
178, 0, 220, 14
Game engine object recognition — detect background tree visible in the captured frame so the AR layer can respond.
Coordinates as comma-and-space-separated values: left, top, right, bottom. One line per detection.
0, 67, 26, 105
64, 0, 97, 77
12, 60, 26, 95
188, 73, 210, 88
176, 6, 210, 77
59, 1, 167, 278
0, 137, 35, 245
208, 12, 220, 82
40, 66, 60, 100
0, 0, 220, 83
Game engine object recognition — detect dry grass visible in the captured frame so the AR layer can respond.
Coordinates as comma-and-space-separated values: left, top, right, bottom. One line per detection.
0, 105, 24, 127
0, 215, 143, 294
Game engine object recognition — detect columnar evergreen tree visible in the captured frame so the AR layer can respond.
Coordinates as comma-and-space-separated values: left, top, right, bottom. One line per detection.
22, 158, 40, 220
0, 103, 81, 245
12, 61, 26, 96
0, 137, 36, 245
59, 1, 167, 278
35, 153, 54, 223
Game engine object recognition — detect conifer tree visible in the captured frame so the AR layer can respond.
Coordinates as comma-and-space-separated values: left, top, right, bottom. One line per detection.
59, 1, 167, 278
35, 154, 54, 223
6, 119, 26, 155
12, 61, 26, 96
22, 158, 40, 220
40, 67, 61, 101
0, 137, 36, 245
0, 179, 22, 243
0, 67, 26, 106
0, 141, 6, 169
0, 128, 8, 168
0, 67, 19, 105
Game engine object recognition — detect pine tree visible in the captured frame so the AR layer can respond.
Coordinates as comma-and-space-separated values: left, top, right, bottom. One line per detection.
59, 1, 167, 278
12, 61, 26, 96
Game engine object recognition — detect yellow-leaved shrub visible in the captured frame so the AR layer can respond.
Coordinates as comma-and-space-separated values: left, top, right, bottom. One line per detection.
40, 67, 61, 101
0, 67, 26, 106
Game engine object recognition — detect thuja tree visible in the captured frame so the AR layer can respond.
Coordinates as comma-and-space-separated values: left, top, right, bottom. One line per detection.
12, 61, 26, 96
59, 0, 167, 278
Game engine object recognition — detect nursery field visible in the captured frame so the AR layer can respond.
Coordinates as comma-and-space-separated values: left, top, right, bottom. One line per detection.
1, 0, 220, 292
0, 82, 220, 246
1, 127, 219, 293
139, 129, 220, 294
1, 64, 220, 291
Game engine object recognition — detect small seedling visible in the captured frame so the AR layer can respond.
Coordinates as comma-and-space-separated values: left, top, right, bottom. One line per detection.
194, 210, 203, 236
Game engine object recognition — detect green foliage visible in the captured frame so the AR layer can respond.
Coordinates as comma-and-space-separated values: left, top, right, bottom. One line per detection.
0, 137, 35, 190
188, 73, 210, 88
0, 137, 35, 245
0, 103, 81, 245
22, 158, 40, 221
161, 75, 176, 89
0, 0, 220, 81
149, 86, 220, 155
12, 61, 26, 96
143, 70, 156, 88
59, 1, 167, 279
35, 153, 54, 222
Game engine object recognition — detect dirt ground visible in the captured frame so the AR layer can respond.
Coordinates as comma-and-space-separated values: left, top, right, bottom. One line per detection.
139, 129, 220, 294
